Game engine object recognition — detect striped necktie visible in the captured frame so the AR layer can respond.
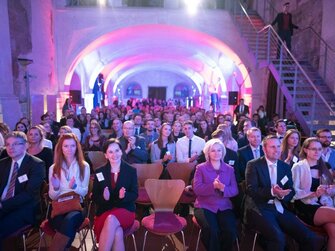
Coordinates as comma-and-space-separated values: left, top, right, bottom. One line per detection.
4, 162, 19, 200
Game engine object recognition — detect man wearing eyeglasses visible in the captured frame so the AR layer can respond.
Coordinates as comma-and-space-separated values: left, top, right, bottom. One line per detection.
0, 131, 45, 249
118, 120, 148, 164
317, 129, 335, 170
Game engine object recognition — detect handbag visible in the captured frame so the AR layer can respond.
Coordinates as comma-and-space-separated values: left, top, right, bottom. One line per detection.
51, 192, 83, 218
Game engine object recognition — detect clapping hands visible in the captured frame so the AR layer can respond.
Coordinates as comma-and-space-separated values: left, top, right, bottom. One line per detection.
213, 175, 225, 191
273, 185, 291, 198
103, 186, 110, 201
69, 176, 77, 189
51, 175, 60, 191
119, 187, 126, 199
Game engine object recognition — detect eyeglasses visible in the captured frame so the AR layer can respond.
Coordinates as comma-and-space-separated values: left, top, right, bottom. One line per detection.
307, 148, 323, 152
5, 142, 25, 148
318, 136, 332, 139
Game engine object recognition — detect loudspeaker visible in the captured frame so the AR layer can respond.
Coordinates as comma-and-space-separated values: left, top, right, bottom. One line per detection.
69, 90, 81, 104
228, 91, 238, 105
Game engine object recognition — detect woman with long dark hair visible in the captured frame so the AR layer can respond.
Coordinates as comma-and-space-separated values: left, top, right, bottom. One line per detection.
48, 133, 90, 250
280, 129, 301, 167
92, 139, 138, 251
150, 123, 176, 165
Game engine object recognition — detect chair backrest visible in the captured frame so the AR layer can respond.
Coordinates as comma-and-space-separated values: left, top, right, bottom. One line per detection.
101, 129, 112, 138
132, 163, 163, 187
166, 162, 196, 185
144, 179, 185, 212
87, 151, 107, 171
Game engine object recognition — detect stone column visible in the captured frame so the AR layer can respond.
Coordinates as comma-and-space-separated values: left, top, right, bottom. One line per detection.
0, 0, 22, 128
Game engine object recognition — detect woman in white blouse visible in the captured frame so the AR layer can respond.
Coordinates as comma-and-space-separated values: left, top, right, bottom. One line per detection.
292, 137, 335, 250
48, 133, 90, 251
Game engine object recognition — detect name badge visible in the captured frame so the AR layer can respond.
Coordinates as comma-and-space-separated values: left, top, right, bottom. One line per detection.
18, 174, 28, 183
292, 156, 298, 163
280, 175, 289, 186
228, 160, 235, 165
96, 172, 105, 182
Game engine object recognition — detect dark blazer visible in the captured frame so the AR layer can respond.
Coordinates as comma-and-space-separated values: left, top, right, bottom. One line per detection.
118, 135, 148, 164
272, 12, 298, 35
234, 105, 249, 117
0, 154, 45, 220
237, 145, 264, 180
237, 135, 249, 149
92, 161, 138, 216
244, 157, 294, 223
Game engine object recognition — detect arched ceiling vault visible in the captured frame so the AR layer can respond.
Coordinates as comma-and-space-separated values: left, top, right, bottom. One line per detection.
65, 24, 251, 96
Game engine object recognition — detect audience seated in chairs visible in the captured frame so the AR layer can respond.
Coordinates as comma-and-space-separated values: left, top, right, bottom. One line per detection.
48, 133, 90, 251
244, 135, 321, 251
292, 137, 335, 250
193, 139, 239, 251
92, 138, 138, 251
0, 131, 45, 250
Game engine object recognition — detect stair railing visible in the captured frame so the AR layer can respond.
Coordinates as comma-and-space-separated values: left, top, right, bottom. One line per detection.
229, 0, 334, 135
252, 0, 335, 94
293, 27, 335, 93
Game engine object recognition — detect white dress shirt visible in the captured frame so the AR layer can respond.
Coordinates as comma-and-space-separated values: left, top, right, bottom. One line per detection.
176, 135, 205, 163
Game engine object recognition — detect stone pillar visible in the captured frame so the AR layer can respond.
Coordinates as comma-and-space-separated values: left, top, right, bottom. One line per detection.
29, 0, 57, 124
0, 0, 22, 128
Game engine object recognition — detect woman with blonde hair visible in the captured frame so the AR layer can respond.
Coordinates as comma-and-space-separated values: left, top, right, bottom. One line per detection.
48, 133, 90, 251
193, 138, 238, 251
218, 123, 238, 152
280, 129, 301, 167
292, 137, 335, 250
27, 126, 54, 175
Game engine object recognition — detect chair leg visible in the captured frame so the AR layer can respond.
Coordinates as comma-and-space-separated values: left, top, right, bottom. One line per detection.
131, 233, 137, 251
89, 226, 98, 250
195, 228, 201, 251
252, 232, 258, 251
38, 230, 46, 251
236, 237, 240, 251
142, 231, 148, 251
22, 233, 27, 251
181, 230, 186, 251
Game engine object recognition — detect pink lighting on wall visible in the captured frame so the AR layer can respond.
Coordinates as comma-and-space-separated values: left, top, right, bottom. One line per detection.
63, 24, 252, 103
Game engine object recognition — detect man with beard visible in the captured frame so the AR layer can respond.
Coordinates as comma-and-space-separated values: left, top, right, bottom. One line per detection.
316, 129, 335, 170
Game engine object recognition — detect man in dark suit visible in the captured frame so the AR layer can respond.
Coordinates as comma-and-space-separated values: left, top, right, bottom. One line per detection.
234, 99, 249, 121
271, 2, 299, 52
244, 135, 320, 251
0, 131, 45, 249
118, 120, 148, 164
237, 127, 264, 181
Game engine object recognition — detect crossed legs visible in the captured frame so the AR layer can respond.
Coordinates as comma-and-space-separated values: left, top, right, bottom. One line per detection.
98, 215, 124, 251
314, 206, 335, 250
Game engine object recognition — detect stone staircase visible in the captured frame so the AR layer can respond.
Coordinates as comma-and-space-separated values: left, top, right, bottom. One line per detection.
232, 9, 335, 136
